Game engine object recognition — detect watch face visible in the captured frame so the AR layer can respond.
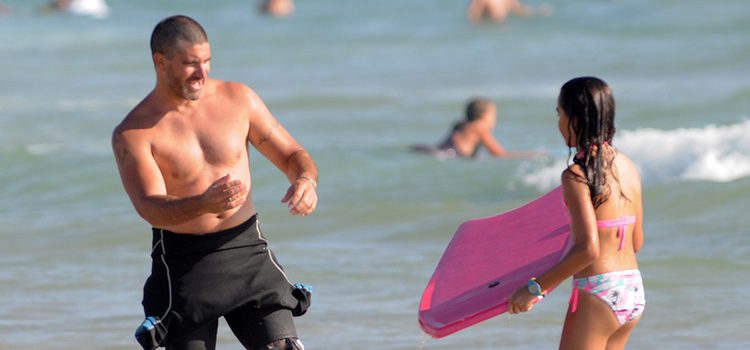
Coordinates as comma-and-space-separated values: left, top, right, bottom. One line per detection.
528, 280, 541, 295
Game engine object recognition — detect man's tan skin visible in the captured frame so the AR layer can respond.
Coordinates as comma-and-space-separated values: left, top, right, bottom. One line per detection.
112, 27, 317, 235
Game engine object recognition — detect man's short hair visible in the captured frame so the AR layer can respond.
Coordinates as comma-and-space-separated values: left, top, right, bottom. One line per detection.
150, 15, 208, 57
465, 98, 494, 122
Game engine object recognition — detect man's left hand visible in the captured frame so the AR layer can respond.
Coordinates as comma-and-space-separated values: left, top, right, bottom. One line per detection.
281, 177, 318, 216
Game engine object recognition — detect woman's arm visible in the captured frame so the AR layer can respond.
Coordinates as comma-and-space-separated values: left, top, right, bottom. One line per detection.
508, 167, 599, 313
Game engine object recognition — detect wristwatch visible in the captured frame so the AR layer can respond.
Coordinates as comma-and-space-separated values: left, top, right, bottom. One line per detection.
527, 277, 546, 297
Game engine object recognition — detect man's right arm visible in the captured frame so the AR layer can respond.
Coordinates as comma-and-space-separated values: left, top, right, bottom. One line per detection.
112, 128, 211, 227
112, 125, 248, 228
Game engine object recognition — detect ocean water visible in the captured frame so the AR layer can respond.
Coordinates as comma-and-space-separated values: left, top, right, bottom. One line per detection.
1, 0, 749, 349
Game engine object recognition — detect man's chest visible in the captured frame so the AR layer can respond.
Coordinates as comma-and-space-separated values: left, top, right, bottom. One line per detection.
151, 115, 249, 179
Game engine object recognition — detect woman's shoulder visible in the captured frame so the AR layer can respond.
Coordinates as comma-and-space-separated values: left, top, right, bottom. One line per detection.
561, 162, 585, 180
613, 150, 641, 177
560, 164, 589, 197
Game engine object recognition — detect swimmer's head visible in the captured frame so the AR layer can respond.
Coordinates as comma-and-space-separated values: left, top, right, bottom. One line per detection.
465, 98, 496, 123
557, 77, 615, 150
150, 15, 208, 58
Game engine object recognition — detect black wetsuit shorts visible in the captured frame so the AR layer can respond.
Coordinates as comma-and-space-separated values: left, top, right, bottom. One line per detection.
138, 215, 310, 349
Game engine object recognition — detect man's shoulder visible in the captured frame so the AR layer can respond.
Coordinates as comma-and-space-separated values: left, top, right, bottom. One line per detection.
212, 79, 253, 96
113, 93, 160, 140
211, 79, 264, 110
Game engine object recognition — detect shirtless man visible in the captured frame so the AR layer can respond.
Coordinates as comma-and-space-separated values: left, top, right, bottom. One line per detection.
467, 0, 535, 24
113, 15, 316, 350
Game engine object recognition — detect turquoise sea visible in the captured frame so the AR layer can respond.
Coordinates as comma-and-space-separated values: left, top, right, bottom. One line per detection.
1, 0, 749, 349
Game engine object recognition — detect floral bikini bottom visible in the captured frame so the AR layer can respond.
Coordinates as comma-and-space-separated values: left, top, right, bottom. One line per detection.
569, 269, 646, 325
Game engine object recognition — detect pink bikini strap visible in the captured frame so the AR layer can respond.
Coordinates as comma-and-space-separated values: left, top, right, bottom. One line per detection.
597, 216, 636, 251
569, 286, 579, 313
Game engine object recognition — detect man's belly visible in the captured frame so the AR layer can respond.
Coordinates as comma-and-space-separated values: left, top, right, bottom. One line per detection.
161, 163, 256, 234
162, 197, 257, 234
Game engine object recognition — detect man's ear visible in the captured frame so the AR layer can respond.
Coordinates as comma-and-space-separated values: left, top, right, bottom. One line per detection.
153, 52, 166, 70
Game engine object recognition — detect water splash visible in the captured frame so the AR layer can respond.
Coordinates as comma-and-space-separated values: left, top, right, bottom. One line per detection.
417, 333, 432, 349
521, 119, 750, 189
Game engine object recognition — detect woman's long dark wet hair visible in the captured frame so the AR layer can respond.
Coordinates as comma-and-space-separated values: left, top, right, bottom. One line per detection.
558, 77, 618, 208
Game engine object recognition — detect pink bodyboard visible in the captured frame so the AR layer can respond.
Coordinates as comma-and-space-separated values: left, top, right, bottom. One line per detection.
419, 187, 572, 338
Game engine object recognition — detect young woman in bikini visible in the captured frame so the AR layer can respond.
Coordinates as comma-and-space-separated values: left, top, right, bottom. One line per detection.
508, 76, 645, 350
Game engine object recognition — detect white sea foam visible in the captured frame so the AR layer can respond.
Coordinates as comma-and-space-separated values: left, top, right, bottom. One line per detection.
521, 119, 750, 189
26, 143, 63, 156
